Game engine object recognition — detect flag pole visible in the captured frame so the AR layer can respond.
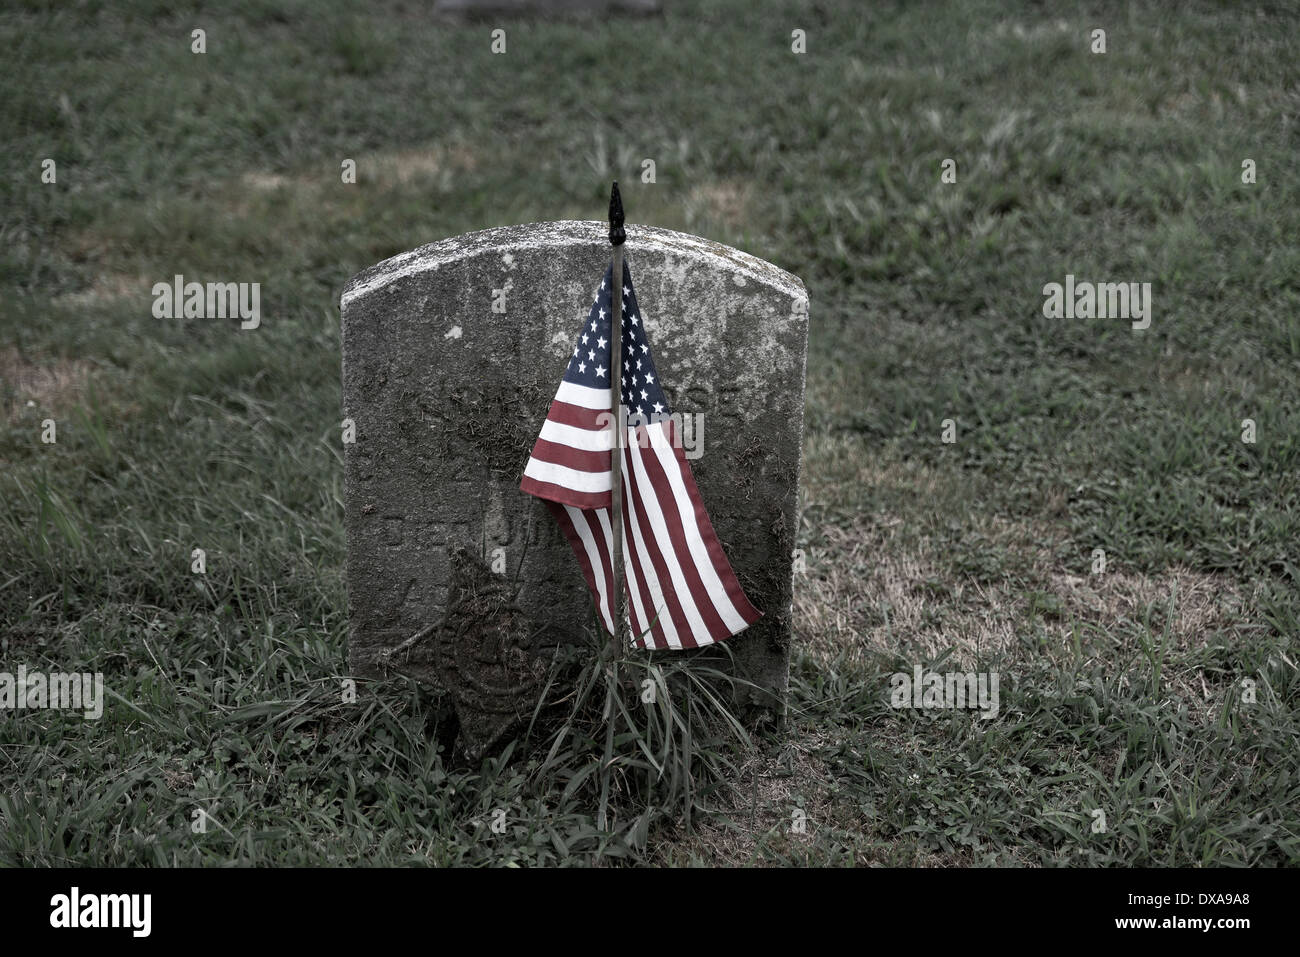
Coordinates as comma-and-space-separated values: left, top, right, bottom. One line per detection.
607, 182, 627, 652
599, 183, 626, 831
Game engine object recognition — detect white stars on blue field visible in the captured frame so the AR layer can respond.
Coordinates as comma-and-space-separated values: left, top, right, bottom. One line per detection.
563, 260, 670, 419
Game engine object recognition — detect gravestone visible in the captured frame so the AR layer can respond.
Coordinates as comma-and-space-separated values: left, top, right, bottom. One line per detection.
340, 221, 807, 746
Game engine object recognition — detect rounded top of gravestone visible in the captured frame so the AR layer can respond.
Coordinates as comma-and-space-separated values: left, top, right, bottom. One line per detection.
340, 221, 805, 310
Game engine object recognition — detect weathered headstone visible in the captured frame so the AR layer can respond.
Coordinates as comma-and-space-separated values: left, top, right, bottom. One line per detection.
340, 221, 807, 744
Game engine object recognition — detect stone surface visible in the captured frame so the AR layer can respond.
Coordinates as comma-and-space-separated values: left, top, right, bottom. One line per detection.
384, 547, 557, 759
341, 220, 808, 715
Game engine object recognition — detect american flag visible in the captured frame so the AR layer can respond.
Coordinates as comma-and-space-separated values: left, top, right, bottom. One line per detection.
520, 259, 761, 650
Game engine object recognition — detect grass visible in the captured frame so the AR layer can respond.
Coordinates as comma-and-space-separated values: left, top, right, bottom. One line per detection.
1, 0, 1297, 865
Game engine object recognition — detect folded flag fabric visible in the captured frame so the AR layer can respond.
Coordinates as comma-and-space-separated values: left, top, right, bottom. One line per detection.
520, 259, 762, 650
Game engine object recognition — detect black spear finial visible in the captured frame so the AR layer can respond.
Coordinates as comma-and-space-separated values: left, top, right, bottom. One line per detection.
608, 181, 626, 246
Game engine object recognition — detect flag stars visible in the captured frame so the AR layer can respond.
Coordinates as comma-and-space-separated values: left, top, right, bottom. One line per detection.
561, 266, 667, 416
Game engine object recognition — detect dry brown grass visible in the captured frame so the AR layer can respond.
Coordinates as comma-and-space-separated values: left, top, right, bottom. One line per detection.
653, 728, 847, 866
239, 144, 479, 196
50, 272, 146, 309
794, 456, 1252, 673
686, 179, 752, 230
0, 346, 96, 424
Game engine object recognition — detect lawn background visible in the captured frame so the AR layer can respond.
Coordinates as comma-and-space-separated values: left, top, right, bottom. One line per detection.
1, 0, 1297, 865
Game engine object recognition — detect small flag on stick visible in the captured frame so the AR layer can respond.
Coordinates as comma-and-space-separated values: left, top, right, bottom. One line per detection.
520, 240, 761, 650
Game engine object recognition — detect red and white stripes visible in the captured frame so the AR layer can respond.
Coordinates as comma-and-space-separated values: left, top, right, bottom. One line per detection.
524, 381, 760, 650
